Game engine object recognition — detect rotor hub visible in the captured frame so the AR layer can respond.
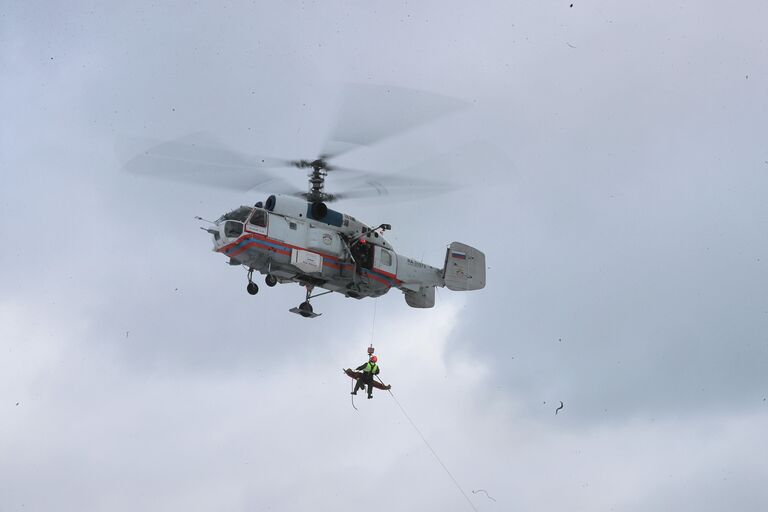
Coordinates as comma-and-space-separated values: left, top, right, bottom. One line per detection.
311, 159, 327, 171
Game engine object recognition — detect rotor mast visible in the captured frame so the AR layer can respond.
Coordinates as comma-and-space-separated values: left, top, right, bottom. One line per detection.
292, 157, 335, 203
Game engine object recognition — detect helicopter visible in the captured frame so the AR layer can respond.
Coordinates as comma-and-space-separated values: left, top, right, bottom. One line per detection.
122, 86, 486, 317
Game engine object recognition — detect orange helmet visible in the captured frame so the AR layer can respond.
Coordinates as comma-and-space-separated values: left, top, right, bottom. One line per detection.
370, 355, 378, 363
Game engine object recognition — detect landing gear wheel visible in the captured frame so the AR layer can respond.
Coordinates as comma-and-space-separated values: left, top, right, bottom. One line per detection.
247, 282, 259, 295
289, 285, 322, 317
265, 274, 277, 287
298, 301, 313, 317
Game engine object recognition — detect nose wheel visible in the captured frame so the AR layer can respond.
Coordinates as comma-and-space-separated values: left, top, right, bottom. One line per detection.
246, 269, 259, 295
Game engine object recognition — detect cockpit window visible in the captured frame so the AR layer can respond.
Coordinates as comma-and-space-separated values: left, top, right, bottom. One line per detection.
249, 209, 267, 227
224, 221, 243, 238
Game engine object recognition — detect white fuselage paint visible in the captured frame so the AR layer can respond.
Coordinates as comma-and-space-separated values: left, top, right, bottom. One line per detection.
208, 197, 483, 308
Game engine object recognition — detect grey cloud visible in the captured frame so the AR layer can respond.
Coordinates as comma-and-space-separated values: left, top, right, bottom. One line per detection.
3, 0, 768, 510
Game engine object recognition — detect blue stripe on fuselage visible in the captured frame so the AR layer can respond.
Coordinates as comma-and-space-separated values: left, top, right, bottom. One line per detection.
225, 236, 288, 256
223, 235, 397, 283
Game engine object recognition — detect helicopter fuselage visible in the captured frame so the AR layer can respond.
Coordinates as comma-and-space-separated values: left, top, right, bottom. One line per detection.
208, 195, 446, 308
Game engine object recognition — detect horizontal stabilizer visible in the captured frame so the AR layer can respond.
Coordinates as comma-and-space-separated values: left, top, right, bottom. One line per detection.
443, 242, 486, 291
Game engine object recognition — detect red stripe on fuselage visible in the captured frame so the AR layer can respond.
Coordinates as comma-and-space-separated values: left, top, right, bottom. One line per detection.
227, 239, 290, 259
365, 273, 394, 287
373, 266, 397, 279
217, 233, 400, 285
217, 233, 353, 269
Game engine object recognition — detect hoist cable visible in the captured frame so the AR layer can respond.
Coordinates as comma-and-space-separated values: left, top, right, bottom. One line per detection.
370, 298, 378, 345
377, 376, 479, 512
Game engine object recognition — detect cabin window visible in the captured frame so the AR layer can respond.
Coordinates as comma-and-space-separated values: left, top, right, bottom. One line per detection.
249, 209, 267, 227
289, 222, 297, 230
380, 249, 392, 267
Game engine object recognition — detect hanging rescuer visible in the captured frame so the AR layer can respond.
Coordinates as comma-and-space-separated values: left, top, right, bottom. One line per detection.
345, 346, 391, 399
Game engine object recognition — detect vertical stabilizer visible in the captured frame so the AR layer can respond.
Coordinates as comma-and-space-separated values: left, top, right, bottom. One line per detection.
442, 242, 486, 291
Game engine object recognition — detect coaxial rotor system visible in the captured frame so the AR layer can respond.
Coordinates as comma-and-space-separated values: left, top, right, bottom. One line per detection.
119, 84, 468, 204
288, 155, 338, 203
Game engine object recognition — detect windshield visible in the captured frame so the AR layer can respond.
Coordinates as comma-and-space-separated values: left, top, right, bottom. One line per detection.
217, 206, 252, 223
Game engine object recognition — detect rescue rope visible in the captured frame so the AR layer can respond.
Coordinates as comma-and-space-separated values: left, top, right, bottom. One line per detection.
376, 376, 479, 512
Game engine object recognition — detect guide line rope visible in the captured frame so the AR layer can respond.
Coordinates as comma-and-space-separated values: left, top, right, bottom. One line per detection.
368, 299, 478, 511
350, 377, 358, 411
376, 376, 479, 512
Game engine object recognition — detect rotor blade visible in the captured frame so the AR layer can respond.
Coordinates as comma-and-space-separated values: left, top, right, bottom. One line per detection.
333, 182, 457, 202
318, 141, 364, 161
328, 141, 501, 203
331, 172, 457, 202
334, 170, 447, 190
321, 84, 467, 159
324, 163, 374, 174
118, 133, 299, 192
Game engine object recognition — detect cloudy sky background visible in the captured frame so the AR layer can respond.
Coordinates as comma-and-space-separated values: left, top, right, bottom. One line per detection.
2, 1, 767, 510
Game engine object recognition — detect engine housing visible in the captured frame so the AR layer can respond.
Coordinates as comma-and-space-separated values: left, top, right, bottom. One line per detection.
264, 194, 309, 219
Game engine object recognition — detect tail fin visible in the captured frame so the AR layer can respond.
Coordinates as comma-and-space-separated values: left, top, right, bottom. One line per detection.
442, 242, 486, 291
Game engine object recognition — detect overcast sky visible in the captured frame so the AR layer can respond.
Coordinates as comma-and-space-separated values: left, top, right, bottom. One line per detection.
2, 1, 768, 510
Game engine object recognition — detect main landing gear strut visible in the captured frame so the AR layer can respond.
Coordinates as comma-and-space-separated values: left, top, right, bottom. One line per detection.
289, 284, 332, 318
246, 269, 259, 295
245, 269, 328, 319
247, 269, 279, 295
